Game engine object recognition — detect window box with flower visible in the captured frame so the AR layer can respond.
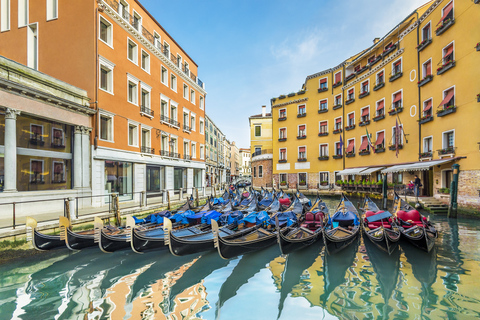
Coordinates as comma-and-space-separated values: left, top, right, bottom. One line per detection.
318, 108, 328, 114
477, 93, 480, 103
318, 156, 329, 161
318, 87, 328, 93
373, 82, 385, 91
320, 181, 329, 186
359, 149, 370, 155
476, 42, 480, 51
436, 104, 456, 117
375, 145, 385, 153
356, 66, 368, 75
297, 90, 306, 95
382, 43, 397, 57
373, 113, 385, 122
297, 135, 307, 139
368, 56, 382, 67
359, 120, 370, 127
297, 113, 307, 118
359, 91, 370, 99
419, 152, 432, 159
437, 60, 455, 75
389, 144, 403, 150
388, 107, 403, 115
419, 115, 433, 124
299, 180, 307, 186
278, 159, 287, 163
438, 146, 455, 156
435, 18, 455, 36
279, 95, 286, 99
333, 154, 342, 159
278, 116, 287, 121
288, 92, 296, 97
278, 138, 287, 142
298, 158, 307, 162
332, 81, 342, 88
417, 38, 432, 52
333, 104, 342, 110
280, 181, 287, 186
389, 71, 403, 82
418, 74, 433, 87
318, 132, 328, 137
333, 128, 342, 134
345, 152, 355, 158
345, 124, 355, 131
345, 74, 355, 82
345, 98, 355, 105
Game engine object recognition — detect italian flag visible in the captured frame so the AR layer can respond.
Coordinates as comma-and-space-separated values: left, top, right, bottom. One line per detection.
366, 127, 375, 153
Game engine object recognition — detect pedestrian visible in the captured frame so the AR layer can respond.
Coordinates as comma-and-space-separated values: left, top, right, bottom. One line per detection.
414, 175, 422, 197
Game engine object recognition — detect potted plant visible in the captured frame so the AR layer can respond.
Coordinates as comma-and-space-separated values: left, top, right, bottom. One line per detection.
280, 181, 287, 186
320, 181, 328, 186
287, 92, 296, 97
336, 180, 342, 186
477, 93, 480, 103
299, 180, 306, 186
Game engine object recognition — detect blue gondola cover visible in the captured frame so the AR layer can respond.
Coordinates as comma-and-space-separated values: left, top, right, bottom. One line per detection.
201, 210, 222, 224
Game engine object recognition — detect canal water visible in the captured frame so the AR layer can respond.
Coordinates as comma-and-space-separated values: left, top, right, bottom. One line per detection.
1, 197, 480, 320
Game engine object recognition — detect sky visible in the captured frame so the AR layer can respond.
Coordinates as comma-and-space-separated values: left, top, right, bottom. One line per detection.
140, 0, 429, 148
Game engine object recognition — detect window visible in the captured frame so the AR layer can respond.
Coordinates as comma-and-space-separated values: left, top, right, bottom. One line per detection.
423, 98, 433, 117
392, 125, 404, 146
319, 144, 328, 157
183, 141, 189, 156
334, 94, 341, 106
392, 59, 402, 75
52, 161, 65, 183
170, 74, 177, 91
334, 117, 342, 130
183, 112, 189, 128
46, 0, 57, 21
346, 139, 355, 154
279, 108, 286, 119
422, 22, 431, 41
279, 128, 287, 139
319, 172, 329, 184
99, 16, 112, 46
27, 23, 38, 70
170, 104, 177, 122
335, 142, 342, 156
200, 119, 204, 134
347, 112, 355, 126
439, 1, 454, 25
191, 115, 196, 131
361, 107, 369, 122
298, 125, 306, 138
440, 87, 455, 109
30, 160, 44, 183
253, 166, 256, 178
334, 71, 342, 85
119, 0, 129, 20
422, 59, 432, 78
361, 81, 369, 94
163, 41, 170, 56
393, 172, 403, 185
376, 99, 385, 116
199, 96, 204, 110
99, 57, 114, 93
190, 90, 195, 104
141, 50, 150, 73
30, 124, 43, 143
319, 78, 327, 89
52, 128, 64, 147
298, 105, 306, 115
443, 130, 454, 149
392, 91, 402, 109
318, 121, 328, 136
298, 173, 307, 186
280, 173, 287, 184
376, 131, 385, 149
376, 71, 384, 87
132, 11, 141, 31
442, 43, 454, 65
141, 89, 150, 109
127, 39, 137, 64
128, 123, 138, 146
127, 79, 138, 105
254, 125, 261, 137
200, 145, 204, 159
347, 88, 354, 100
258, 166, 263, 178
192, 142, 196, 158
18, 0, 28, 28
161, 66, 168, 85
279, 148, 287, 161
183, 84, 188, 99
319, 99, 328, 111
1, 0, 10, 31
100, 114, 113, 141
298, 146, 306, 160
359, 136, 369, 151
368, 55, 376, 64
354, 64, 361, 72
423, 136, 432, 153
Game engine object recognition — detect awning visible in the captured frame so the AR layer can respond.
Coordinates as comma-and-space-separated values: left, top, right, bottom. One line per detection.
361, 108, 369, 116
381, 158, 455, 173
423, 99, 432, 112
375, 132, 384, 146
358, 167, 385, 175
393, 92, 402, 103
376, 100, 384, 110
439, 90, 454, 107
337, 167, 369, 176
320, 78, 327, 84
346, 140, 355, 153
359, 137, 369, 151
437, 2, 453, 25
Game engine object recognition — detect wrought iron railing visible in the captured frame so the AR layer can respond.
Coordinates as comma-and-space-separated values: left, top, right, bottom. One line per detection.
141, 105, 154, 117
141, 146, 154, 154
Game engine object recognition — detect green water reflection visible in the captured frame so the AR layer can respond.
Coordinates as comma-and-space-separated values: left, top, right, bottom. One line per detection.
1, 197, 480, 319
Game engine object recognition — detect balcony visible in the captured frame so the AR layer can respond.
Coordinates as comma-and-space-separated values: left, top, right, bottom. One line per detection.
438, 147, 456, 157
418, 75, 433, 87
345, 98, 355, 105
278, 116, 287, 121
375, 146, 385, 153
382, 43, 397, 57
373, 113, 385, 122
345, 74, 355, 82
252, 149, 273, 159
355, 65, 368, 75
332, 81, 342, 88
368, 56, 382, 67
184, 154, 192, 160
318, 156, 329, 161
297, 135, 307, 139
417, 38, 432, 52
359, 149, 370, 156
141, 146, 155, 154
318, 87, 328, 93
318, 132, 328, 137
333, 104, 342, 110
333, 154, 342, 159
278, 137, 287, 142
419, 115, 433, 124
359, 91, 370, 99
318, 108, 328, 114
388, 106, 403, 116
183, 124, 191, 132
359, 120, 370, 127
373, 82, 385, 91
389, 144, 403, 151
160, 115, 180, 128
345, 124, 355, 131
333, 128, 342, 134
297, 113, 307, 118
437, 60, 455, 75
436, 105, 456, 117
435, 18, 455, 36
419, 152, 433, 159
389, 72, 402, 82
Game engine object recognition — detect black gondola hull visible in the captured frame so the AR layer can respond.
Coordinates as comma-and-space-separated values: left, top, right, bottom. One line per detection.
277, 228, 323, 255
33, 230, 65, 251
362, 224, 400, 255
99, 229, 130, 253
323, 228, 360, 255
400, 226, 436, 252
131, 227, 167, 253
65, 229, 96, 250
169, 233, 214, 256
216, 233, 278, 259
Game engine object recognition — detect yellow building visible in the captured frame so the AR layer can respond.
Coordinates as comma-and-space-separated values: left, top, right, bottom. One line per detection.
249, 105, 273, 187
266, 0, 480, 210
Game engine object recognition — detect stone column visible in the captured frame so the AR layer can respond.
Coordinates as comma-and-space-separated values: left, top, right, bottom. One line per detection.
81, 127, 91, 188
74, 126, 83, 189
4, 108, 20, 192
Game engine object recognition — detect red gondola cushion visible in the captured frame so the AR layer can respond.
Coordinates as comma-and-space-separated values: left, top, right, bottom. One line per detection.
315, 212, 324, 222
279, 198, 291, 206
365, 210, 376, 217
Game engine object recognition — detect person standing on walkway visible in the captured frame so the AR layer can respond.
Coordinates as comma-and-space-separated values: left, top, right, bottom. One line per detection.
414, 175, 422, 197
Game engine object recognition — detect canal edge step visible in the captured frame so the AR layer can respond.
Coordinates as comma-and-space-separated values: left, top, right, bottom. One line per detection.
418, 197, 449, 214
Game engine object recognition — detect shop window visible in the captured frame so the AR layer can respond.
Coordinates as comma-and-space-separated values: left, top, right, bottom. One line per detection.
105, 161, 133, 200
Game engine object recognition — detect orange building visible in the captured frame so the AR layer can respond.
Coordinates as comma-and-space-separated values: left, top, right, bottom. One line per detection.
0, 0, 206, 203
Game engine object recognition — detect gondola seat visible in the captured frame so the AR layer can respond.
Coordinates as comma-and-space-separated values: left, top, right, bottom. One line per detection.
301, 212, 316, 230
314, 212, 324, 228
365, 210, 391, 229
279, 198, 291, 206
397, 210, 424, 228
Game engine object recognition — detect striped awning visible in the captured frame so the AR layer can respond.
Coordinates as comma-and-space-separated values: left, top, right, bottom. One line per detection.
358, 167, 385, 175
381, 159, 454, 173
337, 167, 369, 175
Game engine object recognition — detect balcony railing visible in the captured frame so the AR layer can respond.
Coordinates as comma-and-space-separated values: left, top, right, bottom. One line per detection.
438, 147, 456, 156
141, 105, 154, 117
141, 146, 155, 154
252, 149, 273, 158
184, 154, 192, 160
160, 115, 180, 127
183, 124, 191, 132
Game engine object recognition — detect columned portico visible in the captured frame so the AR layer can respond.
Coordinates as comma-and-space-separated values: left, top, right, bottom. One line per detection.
3, 108, 21, 192
74, 126, 83, 189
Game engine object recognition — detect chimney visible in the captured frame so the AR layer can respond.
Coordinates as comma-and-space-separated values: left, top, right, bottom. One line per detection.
261, 105, 266, 117
373, 37, 380, 44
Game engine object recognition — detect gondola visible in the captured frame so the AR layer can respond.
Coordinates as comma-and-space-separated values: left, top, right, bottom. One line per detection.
211, 195, 303, 259
26, 216, 66, 251
360, 197, 400, 255
393, 192, 437, 252
58, 216, 97, 250
277, 197, 328, 254
322, 194, 361, 254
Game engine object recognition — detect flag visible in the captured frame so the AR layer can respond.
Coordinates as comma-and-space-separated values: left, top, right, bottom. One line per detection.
366, 127, 375, 153
395, 119, 400, 158
339, 135, 343, 156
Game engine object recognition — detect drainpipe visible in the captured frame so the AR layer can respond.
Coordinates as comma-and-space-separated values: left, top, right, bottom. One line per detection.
448, 163, 459, 218
342, 64, 346, 172
416, 11, 422, 162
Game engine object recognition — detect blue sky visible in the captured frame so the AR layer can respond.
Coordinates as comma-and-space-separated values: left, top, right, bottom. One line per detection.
141, 0, 429, 148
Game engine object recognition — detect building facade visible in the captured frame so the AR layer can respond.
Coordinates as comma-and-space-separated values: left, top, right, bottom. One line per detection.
229, 141, 240, 181
269, 0, 480, 209
205, 115, 227, 187
239, 148, 251, 178
0, 0, 207, 204
249, 105, 273, 188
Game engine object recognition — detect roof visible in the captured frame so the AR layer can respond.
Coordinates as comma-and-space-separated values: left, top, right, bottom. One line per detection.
249, 113, 272, 119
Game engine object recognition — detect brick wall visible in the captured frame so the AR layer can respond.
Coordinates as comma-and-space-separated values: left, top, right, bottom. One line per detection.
252, 159, 273, 188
